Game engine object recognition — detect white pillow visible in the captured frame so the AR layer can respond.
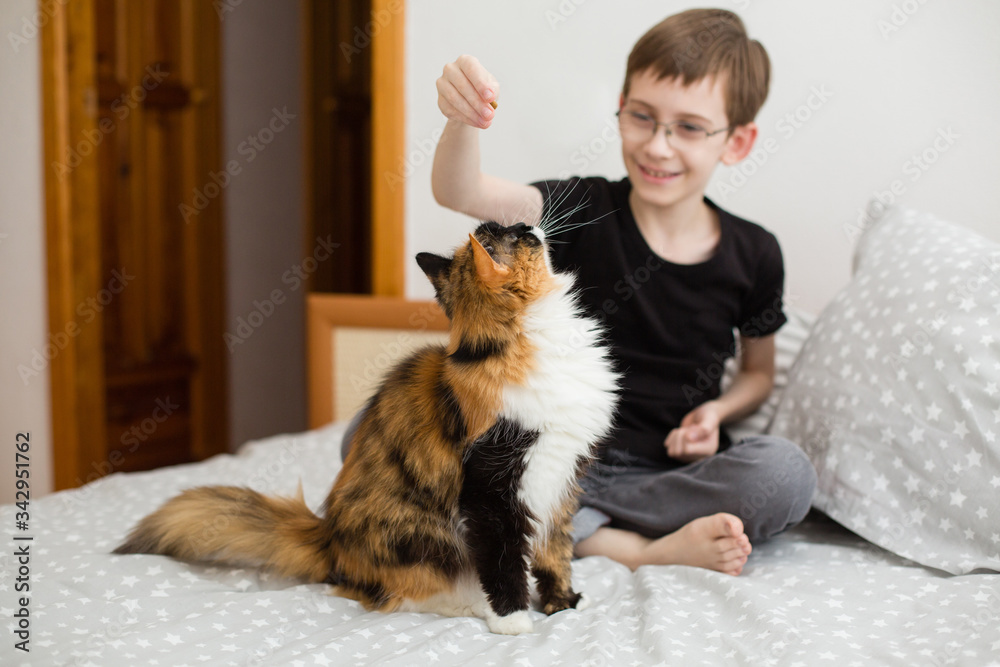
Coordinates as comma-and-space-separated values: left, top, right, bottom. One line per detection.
769, 205, 1000, 574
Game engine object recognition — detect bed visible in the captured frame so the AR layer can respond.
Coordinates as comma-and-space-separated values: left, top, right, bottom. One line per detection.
5, 205, 999, 666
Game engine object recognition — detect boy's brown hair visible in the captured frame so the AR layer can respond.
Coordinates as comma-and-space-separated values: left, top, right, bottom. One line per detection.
622, 8, 770, 129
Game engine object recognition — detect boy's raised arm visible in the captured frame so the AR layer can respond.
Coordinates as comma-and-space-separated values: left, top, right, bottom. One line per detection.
432, 55, 543, 226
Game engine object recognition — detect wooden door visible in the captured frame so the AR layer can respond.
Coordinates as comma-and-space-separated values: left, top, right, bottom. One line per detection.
307, 0, 373, 294
43, 0, 226, 488
305, 0, 405, 297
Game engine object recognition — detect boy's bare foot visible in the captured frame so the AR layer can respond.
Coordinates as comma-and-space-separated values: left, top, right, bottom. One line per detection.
641, 513, 751, 575
574, 513, 751, 575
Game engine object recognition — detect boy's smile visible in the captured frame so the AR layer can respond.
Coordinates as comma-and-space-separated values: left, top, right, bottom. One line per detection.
636, 164, 682, 184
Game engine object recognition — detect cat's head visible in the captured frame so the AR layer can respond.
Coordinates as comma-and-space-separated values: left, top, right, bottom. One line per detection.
416, 222, 553, 320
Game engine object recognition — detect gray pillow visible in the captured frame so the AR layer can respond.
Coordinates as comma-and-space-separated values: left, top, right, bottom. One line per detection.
769, 205, 1000, 574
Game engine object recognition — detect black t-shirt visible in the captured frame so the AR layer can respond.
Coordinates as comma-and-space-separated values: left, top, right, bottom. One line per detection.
531, 176, 787, 466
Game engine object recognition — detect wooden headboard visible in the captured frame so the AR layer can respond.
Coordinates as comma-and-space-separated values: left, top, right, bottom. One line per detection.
306, 294, 450, 428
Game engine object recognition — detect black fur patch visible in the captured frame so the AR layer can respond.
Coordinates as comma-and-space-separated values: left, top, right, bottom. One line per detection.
475, 221, 507, 239
325, 570, 392, 609
386, 447, 445, 514
387, 353, 422, 386
322, 525, 358, 559
475, 221, 540, 247
433, 378, 466, 445
449, 337, 506, 364
459, 417, 539, 617
386, 531, 463, 577
532, 567, 558, 601
416, 253, 455, 317
113, 533, 156, 555
532, 565, 581, 613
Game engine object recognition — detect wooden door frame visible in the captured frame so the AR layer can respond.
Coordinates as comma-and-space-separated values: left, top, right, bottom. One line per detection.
41, 0, 227, 489
369, 0, 406, 296
41, 0, 107, 490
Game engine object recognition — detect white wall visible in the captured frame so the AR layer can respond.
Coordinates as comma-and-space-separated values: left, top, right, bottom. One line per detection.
0, 0, 53, 503
404, 0, 1000, 314
222, 0, 308, 449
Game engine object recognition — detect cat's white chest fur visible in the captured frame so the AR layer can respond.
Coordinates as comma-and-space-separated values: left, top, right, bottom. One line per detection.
500, 274, 619, 539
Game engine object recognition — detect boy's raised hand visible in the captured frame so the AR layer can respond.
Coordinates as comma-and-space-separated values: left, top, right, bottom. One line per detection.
437, 55, 500, 130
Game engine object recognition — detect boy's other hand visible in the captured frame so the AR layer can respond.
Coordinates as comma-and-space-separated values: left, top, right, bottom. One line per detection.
665, 402, 721, 463
437, 55, 499, 129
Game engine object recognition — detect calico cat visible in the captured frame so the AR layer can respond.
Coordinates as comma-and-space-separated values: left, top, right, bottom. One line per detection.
114, 221, 619, 635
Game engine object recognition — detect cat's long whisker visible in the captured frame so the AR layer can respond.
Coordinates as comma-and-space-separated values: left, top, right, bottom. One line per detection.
540, 210, 589, 238
535, 180, 626, 241
537, 178, 588, 233
544, 209, 618, 238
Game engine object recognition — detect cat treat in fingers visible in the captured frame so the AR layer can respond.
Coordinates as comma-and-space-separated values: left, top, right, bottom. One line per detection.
113, 221, 619, 635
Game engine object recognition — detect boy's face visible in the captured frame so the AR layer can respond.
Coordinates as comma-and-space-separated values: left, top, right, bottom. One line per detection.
619, 70, 757, 211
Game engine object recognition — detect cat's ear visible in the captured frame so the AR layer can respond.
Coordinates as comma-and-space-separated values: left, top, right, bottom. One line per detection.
469, 233, 510, 288
416, 252, 454, 317
416, 252, 452, 284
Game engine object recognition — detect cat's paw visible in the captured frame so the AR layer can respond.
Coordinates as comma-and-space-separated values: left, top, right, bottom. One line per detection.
575, 593, 592, 611
487, 610, 534, 635
542, 591, 588, 615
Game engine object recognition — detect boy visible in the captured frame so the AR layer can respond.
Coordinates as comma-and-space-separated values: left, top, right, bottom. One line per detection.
430, 9, 816, 575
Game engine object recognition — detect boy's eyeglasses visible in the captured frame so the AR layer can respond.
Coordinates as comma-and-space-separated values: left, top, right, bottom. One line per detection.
616, 109, 730, 148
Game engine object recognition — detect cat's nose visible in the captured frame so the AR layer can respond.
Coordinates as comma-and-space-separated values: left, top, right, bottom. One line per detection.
508, 222, 530, 236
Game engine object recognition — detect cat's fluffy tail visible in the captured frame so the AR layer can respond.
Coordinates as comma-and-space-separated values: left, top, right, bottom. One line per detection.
113, 485, 333, 583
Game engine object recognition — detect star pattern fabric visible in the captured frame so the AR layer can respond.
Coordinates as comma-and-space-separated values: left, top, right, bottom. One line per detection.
3, 423, 998, 666
770, 206, 1000, 575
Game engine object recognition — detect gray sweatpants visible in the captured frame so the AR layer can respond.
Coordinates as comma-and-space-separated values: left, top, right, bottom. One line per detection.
573, 437, 817, 544
339, 411, 815, 546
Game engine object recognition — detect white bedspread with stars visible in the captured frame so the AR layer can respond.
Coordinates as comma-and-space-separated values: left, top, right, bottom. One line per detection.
3, 424, 998, 666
